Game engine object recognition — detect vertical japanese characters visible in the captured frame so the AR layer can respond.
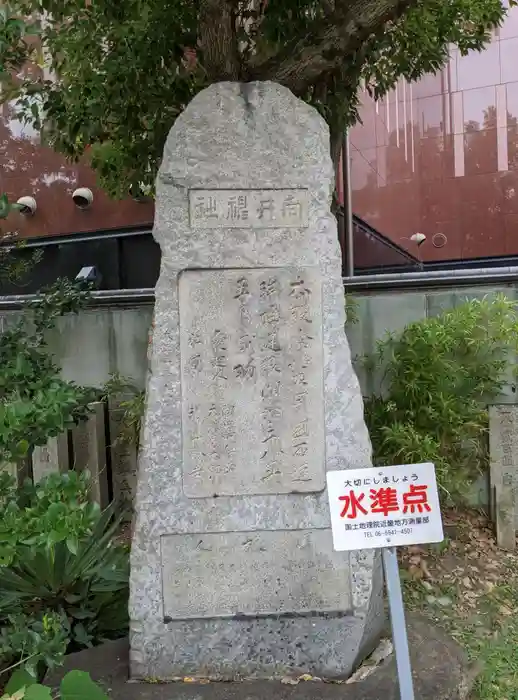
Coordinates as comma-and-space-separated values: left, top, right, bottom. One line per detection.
497, 407, 515, 490
178, 267, 325, 497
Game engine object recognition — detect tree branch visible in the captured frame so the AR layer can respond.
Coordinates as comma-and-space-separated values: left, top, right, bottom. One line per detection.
198, 0, 240, 80
249, 0, 419, 94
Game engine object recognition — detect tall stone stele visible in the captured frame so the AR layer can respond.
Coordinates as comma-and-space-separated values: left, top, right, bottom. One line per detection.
130, 81, 383, 680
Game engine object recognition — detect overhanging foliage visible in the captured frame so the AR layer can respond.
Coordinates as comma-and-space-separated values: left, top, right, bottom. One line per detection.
0, 0, 513, 196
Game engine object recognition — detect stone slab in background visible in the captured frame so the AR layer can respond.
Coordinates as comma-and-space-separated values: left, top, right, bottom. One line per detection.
489, 404, 518, 549
0, 457, 30, 486
32, 434, 69, 483
45, 614, 477, 700
72, 402, 109, 509
130, 80, 382, 680
108, 396, 138, 521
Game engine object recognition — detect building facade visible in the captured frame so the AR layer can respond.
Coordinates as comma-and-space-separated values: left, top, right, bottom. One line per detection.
348, 5, 518, 262
0, 103, 153, 239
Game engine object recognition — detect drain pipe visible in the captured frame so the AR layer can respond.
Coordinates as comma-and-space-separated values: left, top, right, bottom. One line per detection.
343, 131, 354, 278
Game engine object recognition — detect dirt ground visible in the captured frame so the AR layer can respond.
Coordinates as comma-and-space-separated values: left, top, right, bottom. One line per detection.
400, 509, 518, 700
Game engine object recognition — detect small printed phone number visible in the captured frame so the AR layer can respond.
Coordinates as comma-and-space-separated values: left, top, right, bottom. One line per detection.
364, 528, 413, 538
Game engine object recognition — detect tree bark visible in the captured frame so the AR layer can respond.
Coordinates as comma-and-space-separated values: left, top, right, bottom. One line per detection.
199, 0, 240, 81
249, 0, 418, 94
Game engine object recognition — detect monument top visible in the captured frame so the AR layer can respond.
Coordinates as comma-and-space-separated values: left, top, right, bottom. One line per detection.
154, 81, 334, 263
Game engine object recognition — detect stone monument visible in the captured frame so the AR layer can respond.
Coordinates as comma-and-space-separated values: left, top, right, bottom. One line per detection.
489, 404, 518, 549
129, 81, 383, 680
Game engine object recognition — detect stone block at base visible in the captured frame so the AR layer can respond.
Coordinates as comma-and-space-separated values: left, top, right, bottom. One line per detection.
45, 614, 479, 700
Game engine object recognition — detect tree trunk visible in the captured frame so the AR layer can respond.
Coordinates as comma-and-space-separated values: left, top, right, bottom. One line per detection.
199, 0, 240, 81
249, 0, 418, 94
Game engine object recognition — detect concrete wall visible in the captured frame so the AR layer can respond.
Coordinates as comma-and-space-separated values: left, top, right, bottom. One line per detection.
1, 284, 516, 397
0, 305, 153, 390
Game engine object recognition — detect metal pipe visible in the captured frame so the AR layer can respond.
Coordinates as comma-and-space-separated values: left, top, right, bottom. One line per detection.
1, 265, 518, 311
9, 226, 154, 248
0, 288, 155, 310
343, 131, 354, 277
344, 266, 518, 291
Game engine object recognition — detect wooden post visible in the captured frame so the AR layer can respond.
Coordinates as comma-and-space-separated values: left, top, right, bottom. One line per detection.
489, 405, 517, 550
32, 434, 69, 483
72, 402, 110, 509
108, 396, 138, 520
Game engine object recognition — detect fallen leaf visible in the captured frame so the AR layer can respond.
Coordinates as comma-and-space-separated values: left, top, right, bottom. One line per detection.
408, 564, 424, 580
420, 559, 431, 578
437, 596, 453, 606
281, 677, 299, 686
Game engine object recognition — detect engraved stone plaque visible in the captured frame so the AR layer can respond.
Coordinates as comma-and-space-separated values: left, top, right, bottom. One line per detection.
489, 404, 518, 540
188, 189, 309, 229
179, 267, 325, 497
161, 529, 351, 620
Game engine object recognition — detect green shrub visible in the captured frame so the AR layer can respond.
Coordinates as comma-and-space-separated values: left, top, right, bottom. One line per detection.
0, 612, 69, 679
0, 473, 129, 676
0, 279, 94, 463
0, 472, 99, 566
2, 667, 109, 700
363, 294, 518, 503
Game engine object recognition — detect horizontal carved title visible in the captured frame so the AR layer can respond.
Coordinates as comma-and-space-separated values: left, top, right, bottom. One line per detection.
188, 189, 309, 229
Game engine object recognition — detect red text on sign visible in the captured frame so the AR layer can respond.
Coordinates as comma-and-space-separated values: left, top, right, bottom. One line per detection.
370, 487, 399, 516
339, 491, 368, 519
338, 483, 431, 519
402, 484, 431, 514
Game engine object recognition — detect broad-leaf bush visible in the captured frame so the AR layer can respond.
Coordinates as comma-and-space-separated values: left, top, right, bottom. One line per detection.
0, 473, 129, 676
2, 668, 109, 700
0, 472, 100, 566
0, 612, 69, 678
363, 295, 518, 503
0, 279, 94, 463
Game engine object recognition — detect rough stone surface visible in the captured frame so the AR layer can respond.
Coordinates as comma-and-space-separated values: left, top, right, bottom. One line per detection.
45, 615, 478, 700
130, 80, 382, 680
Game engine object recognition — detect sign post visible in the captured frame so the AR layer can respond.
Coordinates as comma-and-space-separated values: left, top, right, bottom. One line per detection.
327, 462, 444, 700
382, 547, 415, 700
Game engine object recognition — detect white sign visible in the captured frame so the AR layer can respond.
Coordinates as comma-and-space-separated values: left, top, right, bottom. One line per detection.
327, 463, 443, 551
188, 189, 309, 229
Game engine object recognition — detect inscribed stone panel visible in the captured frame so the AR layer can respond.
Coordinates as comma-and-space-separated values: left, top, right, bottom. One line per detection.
161, 529, 351, 620
179, 267, 325, 497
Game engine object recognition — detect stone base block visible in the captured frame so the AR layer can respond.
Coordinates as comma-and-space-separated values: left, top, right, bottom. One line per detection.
130, 610, 382, 680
